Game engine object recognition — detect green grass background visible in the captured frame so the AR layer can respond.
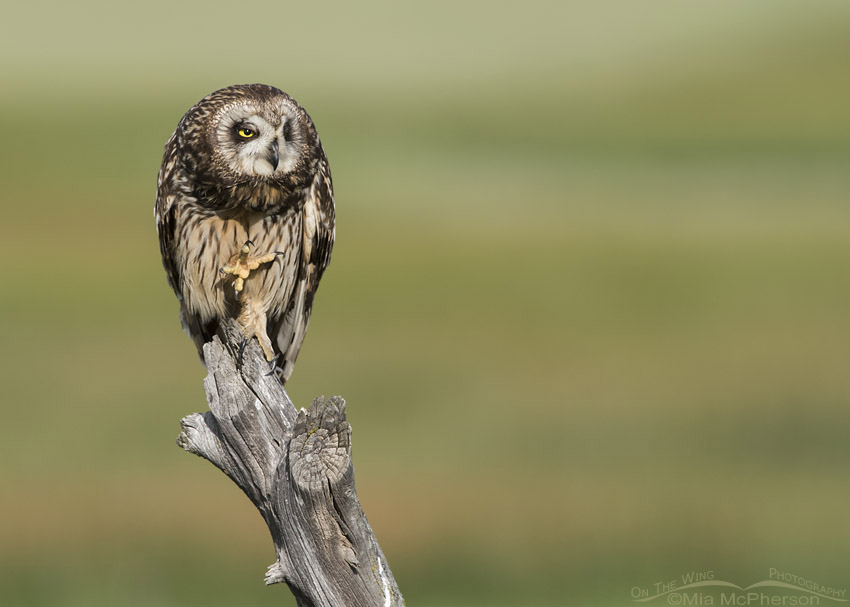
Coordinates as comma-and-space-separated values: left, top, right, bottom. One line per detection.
2, 1, 850, 605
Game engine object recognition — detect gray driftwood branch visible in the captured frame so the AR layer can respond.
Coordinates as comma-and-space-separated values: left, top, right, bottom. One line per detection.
176, 320, 404, 607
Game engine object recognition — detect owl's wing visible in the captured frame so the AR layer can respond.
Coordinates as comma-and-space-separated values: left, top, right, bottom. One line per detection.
155, 132, 183, 298
155, 134, 214, 358
274, 152, 336, 382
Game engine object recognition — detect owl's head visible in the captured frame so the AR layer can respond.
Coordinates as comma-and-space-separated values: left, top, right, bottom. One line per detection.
176, 84, 321, 191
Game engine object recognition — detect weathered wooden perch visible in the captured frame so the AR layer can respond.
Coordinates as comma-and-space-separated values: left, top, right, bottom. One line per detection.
176, 320, 404, 607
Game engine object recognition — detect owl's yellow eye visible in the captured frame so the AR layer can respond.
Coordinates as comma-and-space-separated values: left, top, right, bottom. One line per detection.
237, 127, 256, 138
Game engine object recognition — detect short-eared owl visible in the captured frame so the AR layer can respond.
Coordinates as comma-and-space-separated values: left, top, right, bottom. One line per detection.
155, 84, 335, 382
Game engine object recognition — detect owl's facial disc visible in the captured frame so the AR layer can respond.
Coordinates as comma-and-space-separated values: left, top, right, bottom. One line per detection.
216, 105, 301, 179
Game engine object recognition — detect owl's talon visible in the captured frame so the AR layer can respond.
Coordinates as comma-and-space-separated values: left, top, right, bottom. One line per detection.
264, 353, 282, 377
237, 338, 250, 367
220, 241, 279, 292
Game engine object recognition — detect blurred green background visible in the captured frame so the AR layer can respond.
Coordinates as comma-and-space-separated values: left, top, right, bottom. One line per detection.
2, 1, 850, 605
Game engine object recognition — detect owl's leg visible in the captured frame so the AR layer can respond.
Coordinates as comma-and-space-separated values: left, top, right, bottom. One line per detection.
219, 240, 281, 295
236, 296, 276, 363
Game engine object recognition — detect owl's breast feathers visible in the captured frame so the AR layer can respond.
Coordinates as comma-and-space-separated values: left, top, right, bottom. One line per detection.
176, 203, 302, 326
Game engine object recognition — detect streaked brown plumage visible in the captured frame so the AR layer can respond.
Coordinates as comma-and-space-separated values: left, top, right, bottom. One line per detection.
155, 84, 335, 382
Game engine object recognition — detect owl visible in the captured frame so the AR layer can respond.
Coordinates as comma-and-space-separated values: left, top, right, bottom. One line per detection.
155, 84, 335, 383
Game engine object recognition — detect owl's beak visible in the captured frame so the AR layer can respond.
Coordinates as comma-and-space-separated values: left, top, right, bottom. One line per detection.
267, 140, 280, 171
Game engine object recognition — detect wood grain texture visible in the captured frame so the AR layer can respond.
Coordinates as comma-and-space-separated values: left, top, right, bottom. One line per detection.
177, 320, 404, 607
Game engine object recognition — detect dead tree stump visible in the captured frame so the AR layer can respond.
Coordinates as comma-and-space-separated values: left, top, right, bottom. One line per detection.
176, 321, 404, 606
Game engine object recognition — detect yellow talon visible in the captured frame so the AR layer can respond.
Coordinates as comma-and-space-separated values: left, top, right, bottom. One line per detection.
220, 241, 279, 294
